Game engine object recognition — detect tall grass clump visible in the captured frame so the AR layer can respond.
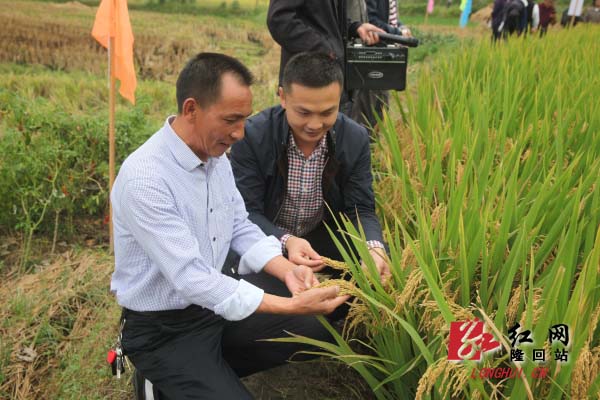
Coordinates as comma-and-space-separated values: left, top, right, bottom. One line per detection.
0, 65, 173, 270
277, 26, 600, 399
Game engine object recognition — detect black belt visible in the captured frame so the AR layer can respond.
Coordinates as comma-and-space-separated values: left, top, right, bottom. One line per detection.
121, 304, 207, 320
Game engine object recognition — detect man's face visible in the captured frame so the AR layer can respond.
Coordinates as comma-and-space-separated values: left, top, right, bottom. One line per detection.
190, 73, 252, 161
279, 82, 341, 150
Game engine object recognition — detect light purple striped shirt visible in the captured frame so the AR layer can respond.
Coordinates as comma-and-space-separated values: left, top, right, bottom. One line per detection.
110, 117, 281, 321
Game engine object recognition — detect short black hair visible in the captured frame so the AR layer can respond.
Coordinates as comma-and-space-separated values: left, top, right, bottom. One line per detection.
281, 52, 343, 92
176, 52, 254, 113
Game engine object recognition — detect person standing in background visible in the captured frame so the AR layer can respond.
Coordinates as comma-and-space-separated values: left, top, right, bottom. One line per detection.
582, 0, 600, 23
525, 0, 540, 34
367, 0, 413, 37
350, 0, 412, 130
491, 0, 509, 41
347, 0, 389, 130
267, 0, 383, 116
538, 0, 557, 35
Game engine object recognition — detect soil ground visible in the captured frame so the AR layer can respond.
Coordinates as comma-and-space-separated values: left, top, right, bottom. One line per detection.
243, 362, 375, 400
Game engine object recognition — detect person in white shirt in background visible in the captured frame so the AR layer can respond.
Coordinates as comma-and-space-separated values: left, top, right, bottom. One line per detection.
525, 0, 541, 34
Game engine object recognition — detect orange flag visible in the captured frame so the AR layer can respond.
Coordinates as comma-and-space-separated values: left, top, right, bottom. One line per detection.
92, 0, 136, 104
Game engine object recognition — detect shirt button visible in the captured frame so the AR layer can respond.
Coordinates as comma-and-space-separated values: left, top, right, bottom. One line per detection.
213, 237, 216, 242
210, 208, 213, 213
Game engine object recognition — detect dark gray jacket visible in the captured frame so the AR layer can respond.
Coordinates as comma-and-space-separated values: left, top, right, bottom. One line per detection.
367, 0, 404, 34
267, 0, 361, 85
230, 105, 384, 244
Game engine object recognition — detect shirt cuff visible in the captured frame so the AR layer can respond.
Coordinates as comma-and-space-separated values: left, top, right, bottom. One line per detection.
280, 233, 292, 255
238, 235, 281, 274
367, 240, 385, 250
213, 279, 264, 321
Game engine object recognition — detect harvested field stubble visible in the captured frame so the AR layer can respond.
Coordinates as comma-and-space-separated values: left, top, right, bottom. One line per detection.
0, 1, 277, 82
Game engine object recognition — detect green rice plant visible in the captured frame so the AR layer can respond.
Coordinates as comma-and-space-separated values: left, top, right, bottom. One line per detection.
274, 26, 600, 399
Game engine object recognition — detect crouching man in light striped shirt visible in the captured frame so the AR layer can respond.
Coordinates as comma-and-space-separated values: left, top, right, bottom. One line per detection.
110, 52, 349, 399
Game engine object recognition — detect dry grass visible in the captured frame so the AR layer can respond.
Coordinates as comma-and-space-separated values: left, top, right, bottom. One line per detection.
0, 247, 376, 399
0, 250, 128, 399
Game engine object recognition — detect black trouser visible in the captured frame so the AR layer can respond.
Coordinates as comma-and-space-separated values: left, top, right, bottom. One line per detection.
121, 272, 334, 399
350, 89, 389, 131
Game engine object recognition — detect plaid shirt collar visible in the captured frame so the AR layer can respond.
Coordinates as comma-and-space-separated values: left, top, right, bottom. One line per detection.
287, 130, 329, 159
274, 130, 329, 237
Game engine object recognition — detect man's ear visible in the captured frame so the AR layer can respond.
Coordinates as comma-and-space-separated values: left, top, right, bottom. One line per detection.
181, 98, 198, 120
278, 86, 286, 109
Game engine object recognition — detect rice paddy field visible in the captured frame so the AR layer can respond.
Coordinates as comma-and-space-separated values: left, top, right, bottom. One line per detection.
0, 0, 598, 399
290, 27, 600, 399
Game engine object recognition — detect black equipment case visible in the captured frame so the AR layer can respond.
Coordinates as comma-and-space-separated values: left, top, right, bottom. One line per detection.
345, 43, 409, 91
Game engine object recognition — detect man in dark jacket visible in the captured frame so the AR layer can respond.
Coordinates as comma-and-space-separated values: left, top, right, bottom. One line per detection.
491, 0, 509, 40
495, 0, 528, 37
367, 0, 412, 36
230, 52, 390, 281
267, 0, 383, 116
349, 0, 392, 130
350, 0, 412, 130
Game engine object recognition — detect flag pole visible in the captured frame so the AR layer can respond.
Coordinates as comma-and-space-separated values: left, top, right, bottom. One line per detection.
108, 35, 116, 253
92, 0, 136, 254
